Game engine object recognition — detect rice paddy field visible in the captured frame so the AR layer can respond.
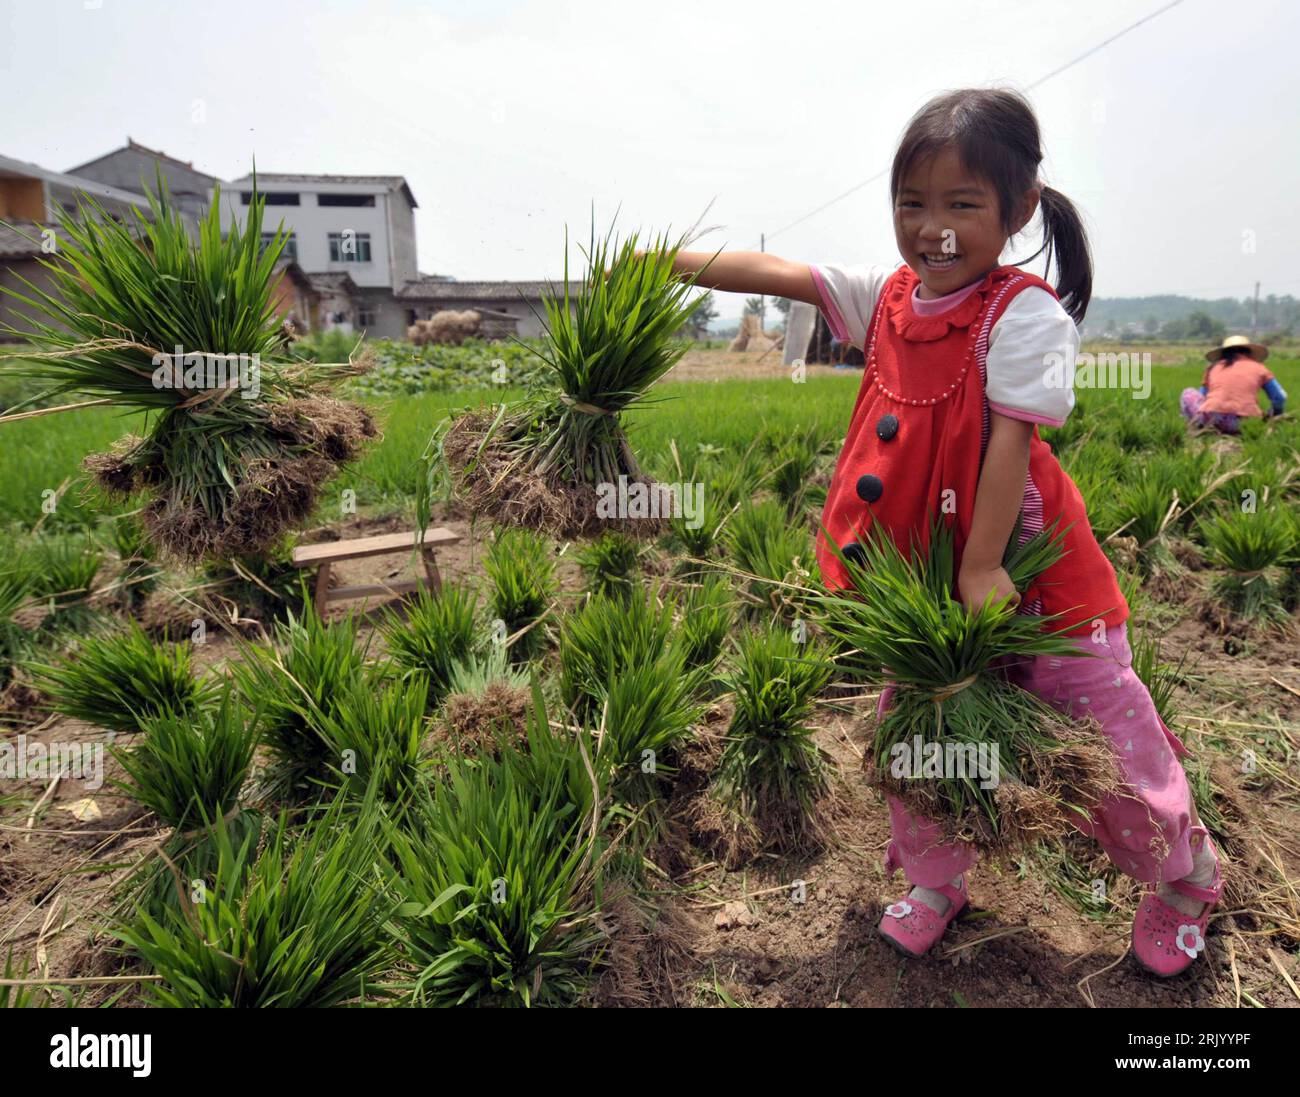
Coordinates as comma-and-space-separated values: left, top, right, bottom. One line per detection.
1, 344, 1298, 1009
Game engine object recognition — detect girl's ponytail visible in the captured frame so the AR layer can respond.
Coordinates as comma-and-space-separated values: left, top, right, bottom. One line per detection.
1031, 185, 1092, 326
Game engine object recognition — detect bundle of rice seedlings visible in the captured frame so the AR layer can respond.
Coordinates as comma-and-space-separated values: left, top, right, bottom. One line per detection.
379, 582, 481, 708
558, 588, 676, 716
114, 791, 395, 1007
673, 574, 735, 673
765, 422, 836, 518
483, 526, 557, 663
314, 672, 433, 803
1196, 504, 1298, 625
723, 497, 818, 619
701, 624, 835, 860
0, 175, 376, 565
27, 534, 104, 632
231, 607, 370, 793
26, 619, 215, 734
576, 529, 645, 602
423, 222, 713, 540
587, 643, 707, 808
1102, 475, 1182, 577
431, 646, 533, 759
384, 683, 606, 1007
112, 687, 258, 830
813, 518, 1123, 856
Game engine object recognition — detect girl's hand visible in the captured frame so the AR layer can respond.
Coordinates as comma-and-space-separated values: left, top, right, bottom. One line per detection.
957, 563, 1020, 614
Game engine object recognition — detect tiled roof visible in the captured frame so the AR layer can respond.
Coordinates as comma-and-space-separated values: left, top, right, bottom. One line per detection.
0, 221, 48, 259
396, 277, 585, 301
305, 272, 360, 296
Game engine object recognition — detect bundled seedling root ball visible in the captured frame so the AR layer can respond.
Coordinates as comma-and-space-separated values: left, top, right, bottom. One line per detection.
426, 222, 715, 541
0, 174, 376, 566
866, 678, 1123, 853
815, 517, 1125, 859
86, 396, 376, 562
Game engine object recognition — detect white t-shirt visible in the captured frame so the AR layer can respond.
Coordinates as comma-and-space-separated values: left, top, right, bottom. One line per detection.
810, 261, 1079, 427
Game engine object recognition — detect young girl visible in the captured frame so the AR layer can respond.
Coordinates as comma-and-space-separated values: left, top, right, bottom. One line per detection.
669, 88, 1221, 978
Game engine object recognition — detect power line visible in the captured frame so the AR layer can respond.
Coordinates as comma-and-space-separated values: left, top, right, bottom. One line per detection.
750, 0, 1187, 248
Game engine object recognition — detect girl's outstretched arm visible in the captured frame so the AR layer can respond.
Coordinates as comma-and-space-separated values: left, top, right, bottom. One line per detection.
669, 250, 822, 305
958, 412, 1035, 613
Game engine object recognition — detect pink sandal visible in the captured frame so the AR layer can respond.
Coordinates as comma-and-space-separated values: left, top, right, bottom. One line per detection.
1132, 826, 1223, 978
878, 876, 968, 958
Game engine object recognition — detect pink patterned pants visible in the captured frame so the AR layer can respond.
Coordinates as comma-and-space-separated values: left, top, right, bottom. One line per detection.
881, 622, 1196, 888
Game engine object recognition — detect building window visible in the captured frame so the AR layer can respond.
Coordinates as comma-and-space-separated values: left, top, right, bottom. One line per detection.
242, 191, 300, 205
328, 232, 372, 262
357, 307, 376, 329
318, 193, 376, 207
261, 232, 297, 260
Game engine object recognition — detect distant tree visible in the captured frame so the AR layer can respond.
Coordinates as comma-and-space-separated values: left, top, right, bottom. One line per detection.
773, 297, 791, 318
1143, 313, 1160, 334
1185, 310, 1225, 341
744, 296, 764, 316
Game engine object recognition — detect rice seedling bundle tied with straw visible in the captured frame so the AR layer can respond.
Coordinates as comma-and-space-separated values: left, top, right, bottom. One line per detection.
0, 174, 376, 565
815, 518, 1124, 856
425, 222, 714, 540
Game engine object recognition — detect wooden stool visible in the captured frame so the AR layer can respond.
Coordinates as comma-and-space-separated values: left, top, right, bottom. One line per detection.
291, 527, 461, 615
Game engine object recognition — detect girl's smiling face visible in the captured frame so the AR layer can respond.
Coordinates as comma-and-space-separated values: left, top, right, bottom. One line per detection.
894, 145, 1038, 299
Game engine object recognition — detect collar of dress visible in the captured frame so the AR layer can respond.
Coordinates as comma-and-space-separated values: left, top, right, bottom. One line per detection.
887, 267, 1001, 342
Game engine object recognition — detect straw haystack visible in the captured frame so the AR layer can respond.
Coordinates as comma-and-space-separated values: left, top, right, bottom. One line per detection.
408, 309, 482, 346
728, 313, 783, 353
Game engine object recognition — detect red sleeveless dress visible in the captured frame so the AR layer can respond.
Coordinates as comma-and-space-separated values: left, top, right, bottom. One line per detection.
814, 264, 1127, 637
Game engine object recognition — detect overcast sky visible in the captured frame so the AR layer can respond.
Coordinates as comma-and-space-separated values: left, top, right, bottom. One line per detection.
3, 0, 1296, 323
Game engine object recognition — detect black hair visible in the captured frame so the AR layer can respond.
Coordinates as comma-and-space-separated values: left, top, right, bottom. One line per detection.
890, 87, 1092, 324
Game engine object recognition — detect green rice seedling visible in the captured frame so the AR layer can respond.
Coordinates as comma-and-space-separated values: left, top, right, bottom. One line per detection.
0, 568, 33, 689
27, 534, 103, 630
723, 497, 817, 619
667, 491, 724, 566
1101, 474, 1183, 576
425, 220, 714, 540
1196, 504, 1297, 623
114, 791, 395, 1007
576, 529, 645, 602
483, 526, 557, 663
379, 582, 481, 707
112, 688, 258, 830
708, 624, 835, 853
26, 619, 214, 734
674, 574, 735, 673
768, 437, 822, 518
812, 518, 1123, 856
587, 644, 707, 807
105, 513, 162, 612
314, 672, 433, 804
703, 437, 772, 514
0, 176, 376, 565
1128, 627, 1188, 729
231, 607, 370, 791
558, 588, 677, 716
384, 682, 605, 1007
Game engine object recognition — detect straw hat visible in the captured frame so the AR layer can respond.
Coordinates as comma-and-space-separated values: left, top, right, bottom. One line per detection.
1205, 334, 1268, 363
